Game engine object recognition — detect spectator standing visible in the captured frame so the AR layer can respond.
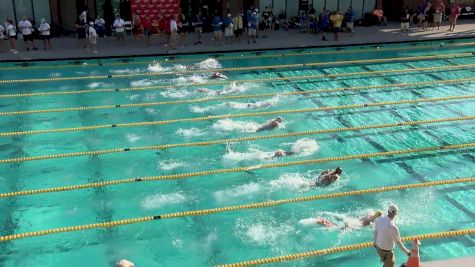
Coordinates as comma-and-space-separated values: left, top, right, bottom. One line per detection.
374, 205, 411, 267
132, 11, 142, 39
400, 8, 411, 34
87, 21, 98, 53
177, 14, 188, 45
169, 15, 178, 49
39, 18, 51, 50
247, 11, 258, 44
224, 13, 233, 44
192, 14, 203, 45
277, 11, 289, 31
448, 2, 461, 32
344, 6, 355, 35
142, 16, 152, 46
307, 5, 316, 20
0, 23, 5, 53
433, 0, 445, 30
330, 10, 343, 41
102, 0, 114, 36
5, 19, 18, 53
262, 6, 273, 38
95, 15, 106, 37
113, 14, 126, 46
233, 12, 244, 42
319, 9, 330, 41
211, 14, 223, 45
76, 12, 88, 48
19, 16, 38, 51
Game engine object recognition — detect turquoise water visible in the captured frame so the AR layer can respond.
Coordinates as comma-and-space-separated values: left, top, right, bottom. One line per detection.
0, 39, 475, 267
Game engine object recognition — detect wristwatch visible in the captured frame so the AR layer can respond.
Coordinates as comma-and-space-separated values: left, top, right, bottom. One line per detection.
407, 252, 411, 256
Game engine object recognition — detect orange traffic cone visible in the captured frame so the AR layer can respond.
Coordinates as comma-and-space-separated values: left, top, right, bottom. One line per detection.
406, 239, 421, 267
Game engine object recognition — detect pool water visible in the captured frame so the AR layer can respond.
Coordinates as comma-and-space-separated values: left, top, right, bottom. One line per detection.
0, 39, 475, 267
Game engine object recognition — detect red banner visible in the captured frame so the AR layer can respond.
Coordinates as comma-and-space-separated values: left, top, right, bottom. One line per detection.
130, 0, 181, 21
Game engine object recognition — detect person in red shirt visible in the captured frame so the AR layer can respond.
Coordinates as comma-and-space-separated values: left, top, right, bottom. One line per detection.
158, 14, 167, 44
448, 2, 461, 31
142, 16, 152, 45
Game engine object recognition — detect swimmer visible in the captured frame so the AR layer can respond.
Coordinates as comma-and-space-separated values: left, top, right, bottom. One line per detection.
315, 167, 342, 186
272, 149, 295, 158
315, 218, 336, 228
256, 117, 283, 132
210, 72, 227, 79
361, 210, 383, 226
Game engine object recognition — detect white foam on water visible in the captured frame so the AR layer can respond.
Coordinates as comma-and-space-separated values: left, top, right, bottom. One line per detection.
141, 192, 186, 210
212, 119, 261, 133
110, 68, 142, 74
213, 182, 261, 203
128, 94, 141, 101
189, 103, 224, 113
194, 58, 222, 69
158, 160, 186, 171
241, 223, 295, 246
87, 82, 105, 89
126, 133, 141, 143
145, 108, 156, 114
148, 61, 167, 72
130, 79, 160, 87
223, 147, 274, 163
290, 138, 319, 156
227, 95, 281, 109
269, 172, 314, 192
161, 89, 193, 98
218, 82, 255, 95
176, 127, 207, 138
48, 72, 61, 78
298, 218, 319, 226
172, 239, 183, 248
173, 75, 207, 85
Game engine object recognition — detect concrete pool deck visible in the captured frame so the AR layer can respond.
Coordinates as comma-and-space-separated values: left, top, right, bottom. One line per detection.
423, 256, 475, 266
0, 20, 474, 62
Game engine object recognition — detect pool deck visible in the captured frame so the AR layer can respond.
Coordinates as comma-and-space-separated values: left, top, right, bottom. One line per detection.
0, 20, 474, 62
423, 256, 475, 267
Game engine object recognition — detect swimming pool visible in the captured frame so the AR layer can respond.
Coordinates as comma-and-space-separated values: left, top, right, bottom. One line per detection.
0, 39, 474, 267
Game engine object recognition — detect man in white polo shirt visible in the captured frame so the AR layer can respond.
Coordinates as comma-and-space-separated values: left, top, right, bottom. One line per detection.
374, 204, 411, 267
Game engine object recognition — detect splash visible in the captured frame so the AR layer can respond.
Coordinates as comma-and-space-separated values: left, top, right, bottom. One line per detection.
158, 160, 186, 171
141, 192, 186, 210
130, 79, 160, 87
176, 127, 207, 138
173, 75, 207, 85
239, 223, 295, 246
227, 96, 281, 109
194, 58, 222, 69
160, 89, 193, 98
223, 147, 274, 163
147, 61, 167, 72
269, 172, 313, 192
126, 133, 141, 143
128, 94, 141, 101
218, 82, 255, 95
87, 82, 105, 89
110, 68, 142, 74
212, 119, 261, 133
48, 72, 61, 78
213, 182, 261, 202
290, 138, 319, 156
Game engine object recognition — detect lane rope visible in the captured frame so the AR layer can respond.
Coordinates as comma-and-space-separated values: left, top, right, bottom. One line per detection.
1, 63, 474, 99
0, 177, 473, 242
1, 40, 474, 71
1, 141, 474, 198
0, 53, 471, 84
217, 228, 475, 267
1, 115, 474, 163
1, 93, 475, 136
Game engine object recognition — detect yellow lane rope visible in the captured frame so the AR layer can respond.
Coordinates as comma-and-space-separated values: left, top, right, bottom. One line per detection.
1, 40, 474, 71
217, 228, 475, 267
1, 142, 474, 198
1, 115, 474, 163
0, 177, 473, 242
1, 76, 475, 116
0, 53, 471, 84
2, 93, 474, 137
1, 64, 474, 99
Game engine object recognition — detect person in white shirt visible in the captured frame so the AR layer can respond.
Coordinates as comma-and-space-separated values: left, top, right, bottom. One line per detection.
0, 23, 5, 53
169, 15, 178, 49
374, 204, 411, 267
95, 15, 106, 37
18, 17, 38, 51
113, 14, 125, 45
39, 18, 51, 50
5, 18, 18, 53
87, 21, 98, 53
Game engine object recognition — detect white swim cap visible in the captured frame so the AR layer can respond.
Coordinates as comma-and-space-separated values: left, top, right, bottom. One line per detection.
388, 204, 398, 215
115, 259, 134, 267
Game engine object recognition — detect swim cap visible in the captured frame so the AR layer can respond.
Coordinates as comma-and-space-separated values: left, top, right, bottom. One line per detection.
115, 259, 134, 267
388, 204, 398, 215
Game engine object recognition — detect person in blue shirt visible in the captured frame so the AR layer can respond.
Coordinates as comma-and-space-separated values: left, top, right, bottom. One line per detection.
319, 8, 330, 41
344, 7, 355, 35
211, 14, 223, 44
247, 11, 258, 44
192, 14, 203, 45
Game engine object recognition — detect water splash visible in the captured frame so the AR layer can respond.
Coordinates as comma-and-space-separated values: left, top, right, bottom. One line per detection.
212, 119, 261, 133
176, 127, 207, 138
194, 58, 222, 69
126, 133, 141, 143
213, 182, 261, 203
290, 138, 319, 156
160, 89, 193, 98
158, 160, 186, 171
141, 192, 186, 210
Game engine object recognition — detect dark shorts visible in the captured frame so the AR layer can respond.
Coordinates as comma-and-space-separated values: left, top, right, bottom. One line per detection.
23, 34, 34, 42
77, 31, 86, 39
9, 35, 17, 40
332, 27, 340, 33
41, 35, 51, 40
234, 29, 243, 35
144, 28, 151, 36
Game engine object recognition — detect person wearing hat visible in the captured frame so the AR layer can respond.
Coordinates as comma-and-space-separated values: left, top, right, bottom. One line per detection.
115, 259, 134, 267
374, 204, 411, 267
